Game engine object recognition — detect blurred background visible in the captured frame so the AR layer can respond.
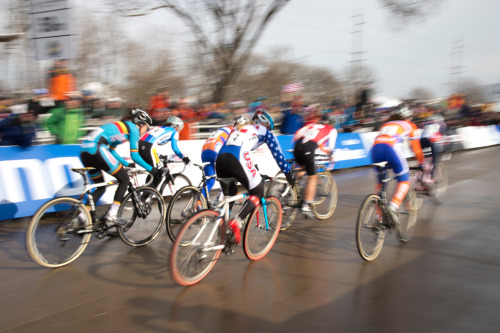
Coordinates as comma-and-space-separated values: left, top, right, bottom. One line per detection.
1, 0, 499, 146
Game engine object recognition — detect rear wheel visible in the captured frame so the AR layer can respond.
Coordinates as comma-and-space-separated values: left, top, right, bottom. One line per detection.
26, 197, 92, 268
170, 210, 223, 286
356, 194, 385, 261
431, 163, 447, 202
311, 172, 337, 220
396, 190, 418, 243
117, 187, 165, 246
266, 175, 298, 230
243, 196, 282, 261
166, 186, 207, 242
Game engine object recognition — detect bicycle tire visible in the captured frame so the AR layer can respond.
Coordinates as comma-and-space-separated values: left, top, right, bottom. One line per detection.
356, 194, 385, 261
165, 185, 208, 242
266, 175, 298, 230
26, 197, 92, 268
396, 190, 418, 243
117, 186, 165, 246
430, 163, 447, 202
409, 170, 425, 210
311, 171, 338, 220
170, 210, 223, 286
159, 173, 191, 199
243, 196, 282, 261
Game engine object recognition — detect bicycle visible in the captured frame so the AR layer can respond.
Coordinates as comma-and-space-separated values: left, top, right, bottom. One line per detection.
356, 162, 418, 261
409, 148, 449, 209
165, 162, 221, 242
156, 155, 191, 199
26, 167, 166, 268
169, 177, 282, 286
266, 156, 337, 230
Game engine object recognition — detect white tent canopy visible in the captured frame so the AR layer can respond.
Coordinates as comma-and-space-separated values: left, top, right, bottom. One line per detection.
371, 96, 403, 109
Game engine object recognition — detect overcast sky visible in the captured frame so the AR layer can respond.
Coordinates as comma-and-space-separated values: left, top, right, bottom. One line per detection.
4, 0, 500, 100
112, 0, 500, 100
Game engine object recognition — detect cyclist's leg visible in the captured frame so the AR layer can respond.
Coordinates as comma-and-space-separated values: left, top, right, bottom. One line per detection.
293, 139, 317, 213
201, 150, 217, 198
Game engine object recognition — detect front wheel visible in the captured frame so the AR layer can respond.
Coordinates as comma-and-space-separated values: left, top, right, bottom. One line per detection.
311, 172, 338, 220
26, 197, 92, 268
166, 186, 207, 242
159, 173, 191, 199
356, 194, 385, 261
243, 196, 282, 261
117, 187, 165, 246
266, 175, 298, 230
170, 210, 223, 286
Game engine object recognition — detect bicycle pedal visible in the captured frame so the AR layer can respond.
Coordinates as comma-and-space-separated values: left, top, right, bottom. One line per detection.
224, 240, 237, 255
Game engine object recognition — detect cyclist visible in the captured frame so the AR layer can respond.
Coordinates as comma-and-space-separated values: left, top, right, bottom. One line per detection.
139, 115, 190, 189
200, 124, 233, 198
419, 114, 447, 184
370, 106, 426, 227
79, 109, 158, 225
292, 114, 338, 218
215, 109, 295, 244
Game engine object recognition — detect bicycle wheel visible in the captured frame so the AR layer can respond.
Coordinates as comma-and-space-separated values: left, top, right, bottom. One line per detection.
26, 197, 92, 268
409, 170, 425, 210
356, 194, 385, 261
170, 210, 223, 286
243, 196, 282, 261
311, 172, 338, 220
166, 186, 208, 242
396, 190, 418, 243
430, 163, 447, 202
117, 187, 165, 246
159, 173, 191, 199
266, 176, 298, 230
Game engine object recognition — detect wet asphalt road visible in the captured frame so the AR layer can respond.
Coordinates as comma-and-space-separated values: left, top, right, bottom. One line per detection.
1, 146, 499, 333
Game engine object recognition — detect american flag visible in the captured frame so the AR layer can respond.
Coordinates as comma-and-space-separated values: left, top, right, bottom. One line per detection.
281, 82, 303, 94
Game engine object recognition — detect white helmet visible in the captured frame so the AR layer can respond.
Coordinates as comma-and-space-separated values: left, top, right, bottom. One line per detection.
233, 115, 250, 127
166, 116, 184, 131
394, 106, 413, 119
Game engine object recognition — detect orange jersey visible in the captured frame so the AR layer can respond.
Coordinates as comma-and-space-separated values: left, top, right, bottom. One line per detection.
374, 120, 424, 164
202, 126, 233, 153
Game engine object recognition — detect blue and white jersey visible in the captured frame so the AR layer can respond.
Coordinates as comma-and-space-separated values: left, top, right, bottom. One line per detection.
219, 124, 291, 174
140, 126, 184, 159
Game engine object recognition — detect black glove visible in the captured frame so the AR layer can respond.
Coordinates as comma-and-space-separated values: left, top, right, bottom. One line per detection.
150, 167, 160, 177
284, 172, 296, 187
127, 162, 136, 168
182, 156, 191, 165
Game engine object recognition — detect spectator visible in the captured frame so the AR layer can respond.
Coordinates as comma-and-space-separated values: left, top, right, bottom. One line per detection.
27, 89, 54, 117
46, 91, 85, 144
280, 96, 305, 135
148, 88, 170, 126
178, 98, 197, 140
106, 97, 125, 119
0, 109, 38, 148
0, 94, 14, 119
47, 59, 78, 106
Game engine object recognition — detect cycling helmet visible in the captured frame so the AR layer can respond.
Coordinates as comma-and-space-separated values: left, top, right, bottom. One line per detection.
131, 108, 152, 128
393, 106, 413, 119
233, 115, 250, 127
166, 116, 184, 131
320, 114, 337, 128
252, 108, 274, 130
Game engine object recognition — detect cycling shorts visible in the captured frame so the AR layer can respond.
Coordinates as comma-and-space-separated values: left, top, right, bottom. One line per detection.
216, 152, 262, 191
293, 138, 317, 175
370, 142, 409, 182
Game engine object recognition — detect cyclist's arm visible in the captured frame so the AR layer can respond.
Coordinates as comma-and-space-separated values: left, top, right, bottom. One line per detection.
129, 128, 154, 172
169, 131, 184, 159
262, 128, 291, 173
409, 129, 425, 164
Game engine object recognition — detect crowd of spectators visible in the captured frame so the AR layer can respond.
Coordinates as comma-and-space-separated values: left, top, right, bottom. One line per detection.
1, 61, 499, 149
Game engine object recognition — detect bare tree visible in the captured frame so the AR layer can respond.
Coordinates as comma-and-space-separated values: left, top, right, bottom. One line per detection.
110, 0, 290, 102
409, 87, 434, 100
